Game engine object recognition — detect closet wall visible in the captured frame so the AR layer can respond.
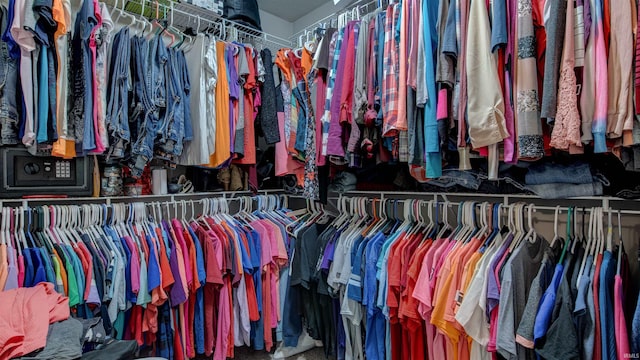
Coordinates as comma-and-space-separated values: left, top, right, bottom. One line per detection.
292, 1, 353, 33
259, 10, 294, 39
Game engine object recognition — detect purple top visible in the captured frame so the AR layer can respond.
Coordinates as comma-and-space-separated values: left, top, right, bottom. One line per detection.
226, 45, 240, 153
124, 236, 141, 296
4, 245, 18, 291
164, 220, 187, 306
486, 234, 514, 316
172, 220, 194, 289
321, 230, 342, 271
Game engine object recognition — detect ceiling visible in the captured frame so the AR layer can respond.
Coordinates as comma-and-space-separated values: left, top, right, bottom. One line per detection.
257, 0, 331, 22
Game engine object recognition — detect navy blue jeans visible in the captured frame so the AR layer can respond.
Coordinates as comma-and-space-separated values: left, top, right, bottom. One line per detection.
0, 25, 19, 145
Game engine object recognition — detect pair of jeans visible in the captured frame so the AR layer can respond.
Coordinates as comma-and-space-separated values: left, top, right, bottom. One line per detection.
526, 182, 604, 199
426, 169, 482, 190
158, 48, 186, 159
105, 29, 131, 159
293, 80, 310, 154
130, 36, 161, 177
0, 7, 19, 145
177, 50, 192, 143
525, 161, 593, 185
69, 0, 97, 152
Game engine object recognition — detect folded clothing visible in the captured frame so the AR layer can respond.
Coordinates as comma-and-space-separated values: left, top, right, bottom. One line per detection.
18, 318, 84, 360
81, 339, 138, 360
526, 182, 604, 199
0, 282, 70, 359
525, 161, 593, 185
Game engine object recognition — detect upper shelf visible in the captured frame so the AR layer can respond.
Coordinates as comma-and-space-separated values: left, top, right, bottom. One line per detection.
105, 0, 294, 49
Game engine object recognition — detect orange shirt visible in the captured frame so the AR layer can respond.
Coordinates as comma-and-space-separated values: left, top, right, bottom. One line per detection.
51, 0, 75, 159
0, 244, 7, 290
210, 42, 231, 167
155, 227, 175, 292
431, 243, 466, 339
401, 239, 432, 320
387, 236, 407, 312
445, 239, 483, 326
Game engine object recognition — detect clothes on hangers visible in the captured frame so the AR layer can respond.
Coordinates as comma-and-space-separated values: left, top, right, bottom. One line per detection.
285, 198, 638, 360
0, 2, 283, 184
279, 0, 640, 197
0, 198, 296, 360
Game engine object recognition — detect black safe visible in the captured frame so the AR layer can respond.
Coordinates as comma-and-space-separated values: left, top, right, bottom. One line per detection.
0, 148, 94, 198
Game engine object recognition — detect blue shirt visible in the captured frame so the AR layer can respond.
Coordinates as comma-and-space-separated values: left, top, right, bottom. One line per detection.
422, 0, 443, 178
39, 247, 56, 285
632, 290, 640, 354
599, 251, 616, 360
36, 47, 49, 144
145, 234, 161, 292
30, 248, 47, 286
249, 230, 263, 311
364, 233, 385, 313
188, 227, 206, 355
534, 263, 564, 343
2, 0, 20, 59
347, 235, 369, 302
188, 226, 207, 286
68, 245, 86, 305
119, 237, 135, 303
23, 248, 34, 287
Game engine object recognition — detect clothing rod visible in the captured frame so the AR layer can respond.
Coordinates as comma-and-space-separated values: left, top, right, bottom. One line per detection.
329, 196, 640, 215
341, 190, 638, 202
0, 190, 287, 207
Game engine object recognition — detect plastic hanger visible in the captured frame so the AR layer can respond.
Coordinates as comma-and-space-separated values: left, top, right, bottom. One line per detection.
478, 203, 489, 238
508, 204, 523, 251
407, 200, 422, 237
462, 202, 480, 243
550, 206, 561, 249
524, 204, 537, 243
571, 207, 582, 254
606, 209, 613, 253
616, 211, 623, 275
0, 206, 6, 246
6, 207, 14, 249
480, 204, 500, 252
598, 207, 605, 255
577, 208, 595, 284
435, 201, 452, 240
558, 207, 573, 265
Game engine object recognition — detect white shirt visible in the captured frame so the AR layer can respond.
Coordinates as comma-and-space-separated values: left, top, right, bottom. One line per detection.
11, 0, 36, 146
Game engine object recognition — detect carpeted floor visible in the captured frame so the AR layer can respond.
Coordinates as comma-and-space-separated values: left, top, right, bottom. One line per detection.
234, 346, 326, 360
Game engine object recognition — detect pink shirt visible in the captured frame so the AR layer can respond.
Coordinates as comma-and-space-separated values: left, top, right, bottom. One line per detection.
614, 275, 630, 360
124, 236, 141, 295
0, 283, 70, 360
413, 239, 447, 317
89, 0, 105, 153
172, 220, 193, 288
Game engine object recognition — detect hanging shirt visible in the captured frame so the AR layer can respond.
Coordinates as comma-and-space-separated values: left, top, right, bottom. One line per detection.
210, 42, 231, 168
11, 0, 37, 147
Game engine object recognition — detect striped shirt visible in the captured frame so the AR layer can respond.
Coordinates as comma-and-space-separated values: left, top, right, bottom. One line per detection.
382, 4, 400, 137
590, 0, 608, 153
320, 30, 342, 157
